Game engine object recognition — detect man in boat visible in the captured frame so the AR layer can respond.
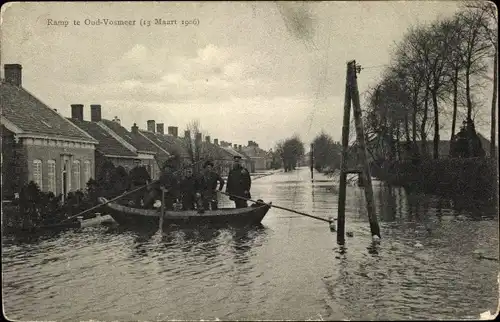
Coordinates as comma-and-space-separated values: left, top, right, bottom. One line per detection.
197, 160, 225, 211
158, 158, 180, 210
179, 167, 197, 210
226, 155, 251, 208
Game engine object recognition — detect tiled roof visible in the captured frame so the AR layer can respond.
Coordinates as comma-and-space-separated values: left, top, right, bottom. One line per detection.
241, 146, 268, 158
69, 118, 137, 157
140, 131, 191, 159
221, 146, 246, 159
100, 119, 157, 154
200, 142, 233, 160
0, 81, 95, 141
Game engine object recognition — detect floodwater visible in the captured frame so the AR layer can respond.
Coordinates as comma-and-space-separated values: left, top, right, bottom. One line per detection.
2, 167, 499, 321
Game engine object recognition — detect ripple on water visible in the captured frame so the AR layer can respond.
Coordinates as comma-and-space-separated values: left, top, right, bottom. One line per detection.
2, 169, 498, 321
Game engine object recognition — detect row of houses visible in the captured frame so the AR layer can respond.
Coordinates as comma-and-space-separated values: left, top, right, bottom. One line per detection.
1, 64, 273, 201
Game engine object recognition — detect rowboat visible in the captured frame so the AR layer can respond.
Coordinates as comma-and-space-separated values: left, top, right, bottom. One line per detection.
97, 197, 272, 229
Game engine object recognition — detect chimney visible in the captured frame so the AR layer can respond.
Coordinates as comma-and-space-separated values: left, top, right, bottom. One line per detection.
248, 141, 252, 147
184, 130, 191, 139
205, 136, 211, 143
214, 139, 219, 146
90, 104, 102, 122
4, 64, 22, 86
70, 104, 84, 121
157, 123, 165, 134
172, 126, 178, 138
196, 133, 202, 142
147, 120, 155, 132
112, 116, 121, 125
131, 123, 139, 134
233, 144, 237, 149
238, 144, 242, 151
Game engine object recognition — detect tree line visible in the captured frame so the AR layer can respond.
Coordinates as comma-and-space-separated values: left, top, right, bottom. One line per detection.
363, 1, 497, 161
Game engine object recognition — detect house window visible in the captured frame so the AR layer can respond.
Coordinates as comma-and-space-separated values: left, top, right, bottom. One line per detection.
84, 160, 92, 184
73, 160, 81, 190
47, 160, 56, 193
33, 159, 43, 190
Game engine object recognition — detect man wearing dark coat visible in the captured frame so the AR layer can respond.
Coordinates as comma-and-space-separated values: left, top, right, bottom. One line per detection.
197, 160, 225, 211
180, 167, 197, 210
158, 159, 180, 210
226, 155, 251, 208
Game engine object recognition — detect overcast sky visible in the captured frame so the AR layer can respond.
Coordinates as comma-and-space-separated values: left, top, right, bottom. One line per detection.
3, 1, 486, 151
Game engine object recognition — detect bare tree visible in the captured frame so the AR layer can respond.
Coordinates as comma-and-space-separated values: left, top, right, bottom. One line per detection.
464, 1, 497, 157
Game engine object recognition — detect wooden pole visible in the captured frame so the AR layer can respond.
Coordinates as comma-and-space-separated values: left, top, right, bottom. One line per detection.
159, 188, 165, 232
310, 143, 314, 182
337, 61, 353, 245
350, 60, 381, 240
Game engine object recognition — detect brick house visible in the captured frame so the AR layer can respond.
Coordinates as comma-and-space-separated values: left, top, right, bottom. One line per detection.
241, 140, 270, 171
67, 105, 143, 178
1, 64, 98, 200
91, 111, 161, 179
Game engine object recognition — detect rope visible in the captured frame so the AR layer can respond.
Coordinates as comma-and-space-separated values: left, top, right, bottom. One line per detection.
219, 190, 334, 224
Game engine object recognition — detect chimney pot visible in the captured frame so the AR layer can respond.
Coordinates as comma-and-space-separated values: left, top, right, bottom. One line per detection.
4, 64, 22, 86
112, 116, 121, 125
147, 120, 156, 133
214, 139, 219, 146
131, 123, 139, 134
71, 104, 84, 121
205, 136, 211, 143
157, 123, 165, 134
90, 104, 102, 122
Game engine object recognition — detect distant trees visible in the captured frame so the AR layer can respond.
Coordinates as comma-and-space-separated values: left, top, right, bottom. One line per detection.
275, 135, 305, 172
364, 3, 496, 161
311, 132, 342, 172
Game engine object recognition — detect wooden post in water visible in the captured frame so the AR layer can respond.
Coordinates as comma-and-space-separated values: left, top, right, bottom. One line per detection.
350, 60, 381, 240
310, 143, 314, 182
337, 61, 353, 246
159, 188, 165, 232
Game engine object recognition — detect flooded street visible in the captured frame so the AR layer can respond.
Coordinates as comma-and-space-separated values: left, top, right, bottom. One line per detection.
2, 167, 498, 321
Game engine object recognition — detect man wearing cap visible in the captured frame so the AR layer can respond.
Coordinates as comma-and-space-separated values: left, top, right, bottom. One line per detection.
197, 160, 225, 211
226, 155, 251, 208
158, 158, 180, 210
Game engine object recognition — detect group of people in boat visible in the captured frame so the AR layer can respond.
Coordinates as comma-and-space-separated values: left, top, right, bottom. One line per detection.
135, 155, 252, 212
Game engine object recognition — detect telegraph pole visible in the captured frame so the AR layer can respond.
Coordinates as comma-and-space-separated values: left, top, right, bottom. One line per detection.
310, 143, 314, 182
337, 60, 381, 245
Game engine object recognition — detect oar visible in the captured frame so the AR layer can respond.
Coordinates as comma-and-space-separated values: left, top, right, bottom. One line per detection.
62, 159, 206, 223
218, 190, 334, 224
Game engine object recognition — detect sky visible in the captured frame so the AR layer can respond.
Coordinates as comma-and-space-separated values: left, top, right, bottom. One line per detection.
2, 1, 489, 151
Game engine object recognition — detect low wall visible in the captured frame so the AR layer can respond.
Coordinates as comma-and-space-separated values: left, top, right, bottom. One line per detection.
370, 157, 499, 202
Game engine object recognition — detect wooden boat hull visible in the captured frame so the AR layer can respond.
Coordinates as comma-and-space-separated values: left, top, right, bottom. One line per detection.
98, 197, 271, 229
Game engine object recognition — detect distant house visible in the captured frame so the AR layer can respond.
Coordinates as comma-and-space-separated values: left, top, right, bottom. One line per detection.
89, 110, 161, 179
220, 143, 253, 173
67, 105, 144, 179
241, 141, 270, 171
1, 64, 98, 200
367, 132, 495, 162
